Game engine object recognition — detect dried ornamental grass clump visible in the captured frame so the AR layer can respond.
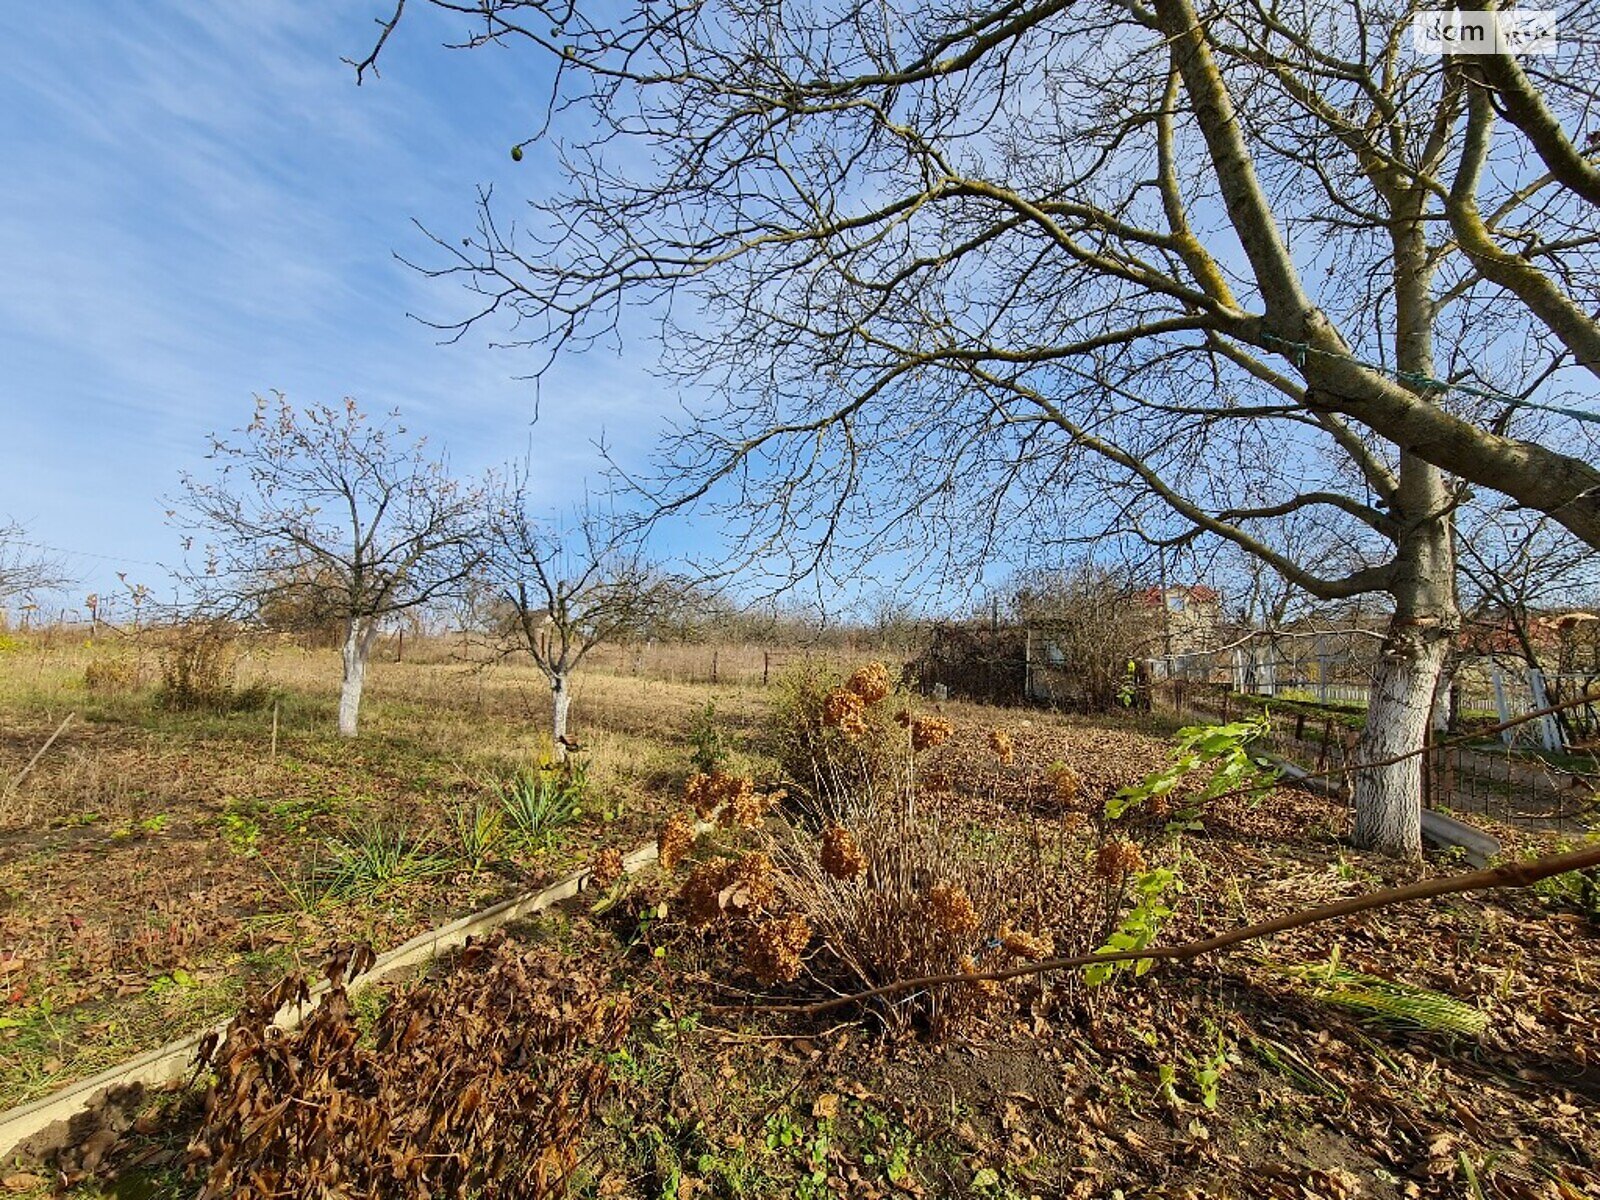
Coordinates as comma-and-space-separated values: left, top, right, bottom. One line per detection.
846, 661, 893, 704
589, 847, 624, 889
657, 810, 696, 873
819, 824, 868, 880
1095, 839, 1146, 883
926, 882, 980, 937
745, 913, 813, 985
987, 728, 1015, 765
822, 688, 869, 739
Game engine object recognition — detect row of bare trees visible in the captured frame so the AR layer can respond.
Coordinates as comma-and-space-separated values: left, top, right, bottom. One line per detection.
174, 395, 671, 746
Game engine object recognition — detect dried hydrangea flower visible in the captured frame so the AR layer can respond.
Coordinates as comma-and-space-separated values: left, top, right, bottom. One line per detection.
926, 882, 980, 937
910, 715, 953, 752
589, 847, 625, 889
822, 689, 869, 738
1048, 761, 1080, 805
959, 955, 1003, 999
1094, 839, 1145, 882
657, 810, 696, 873
987, 728, 1015, 765
684, 771, 718, 819
846, 661, 893, 704
724, 851, 778, 912
997, 923, 1051, 961
819, 824, 867, 880
679, 858, 731, 928
745, 914, 812, 985
723, 776, 767, 828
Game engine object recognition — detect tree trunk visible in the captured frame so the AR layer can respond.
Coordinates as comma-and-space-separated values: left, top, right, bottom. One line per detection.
339, 617, 378, 738
1352, 631, 1450, 855
550, 673, 571, 758
1348, 200, 1460, 857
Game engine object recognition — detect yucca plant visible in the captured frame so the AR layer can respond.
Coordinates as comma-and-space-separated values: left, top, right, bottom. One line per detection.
325, 821, 448, 900
265, 850, 342, 915
450, 797, 507, 875
493, 763, 585, 851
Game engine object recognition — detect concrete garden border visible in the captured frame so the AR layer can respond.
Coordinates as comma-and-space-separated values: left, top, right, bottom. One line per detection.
0, 837, 669, 1164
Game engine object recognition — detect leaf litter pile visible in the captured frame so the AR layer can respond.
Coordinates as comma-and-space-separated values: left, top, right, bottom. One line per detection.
26, 712, 1600, 1200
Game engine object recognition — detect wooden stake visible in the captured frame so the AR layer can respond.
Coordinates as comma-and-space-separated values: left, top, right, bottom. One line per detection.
5, 712, 75, 799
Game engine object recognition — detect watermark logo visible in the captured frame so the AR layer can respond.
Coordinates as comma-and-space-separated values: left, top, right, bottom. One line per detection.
1412, 9, 1556, 55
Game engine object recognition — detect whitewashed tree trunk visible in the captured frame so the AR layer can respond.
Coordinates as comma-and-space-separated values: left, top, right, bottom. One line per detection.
338, 617, 378, 738
1348, 210, 1459, 857
1352, 632, 1450, 855
550, 672, 571, 757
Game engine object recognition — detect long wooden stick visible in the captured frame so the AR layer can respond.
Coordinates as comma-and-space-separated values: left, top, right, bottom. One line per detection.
3, 711, 75, 799
730, 842, 1600, 1017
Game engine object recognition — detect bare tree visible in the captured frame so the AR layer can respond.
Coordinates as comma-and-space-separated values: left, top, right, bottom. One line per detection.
175, 395, 485, 737
0, 520, 69, 613
484, 475, 682, 755
1012, 563, 1162, 711
355, 2, 1600, 854
1456, 503, 1600, 738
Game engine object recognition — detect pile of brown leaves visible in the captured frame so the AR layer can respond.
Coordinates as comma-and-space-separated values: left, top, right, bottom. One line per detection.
186, 935, 631, 1199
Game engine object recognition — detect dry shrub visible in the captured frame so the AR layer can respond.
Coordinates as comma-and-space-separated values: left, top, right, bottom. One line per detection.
83, 654, 140, 694
767, 660, 904, 818
750, 765, 1112, 1036
188, 935, 631, 1200
156, 621, 267, 711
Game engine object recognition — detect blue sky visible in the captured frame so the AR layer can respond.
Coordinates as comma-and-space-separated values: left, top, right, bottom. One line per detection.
0, 2, 675, 607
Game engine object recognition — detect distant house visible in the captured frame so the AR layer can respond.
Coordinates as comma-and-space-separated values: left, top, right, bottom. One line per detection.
1139, 585, 1222, 656
910, 580, 1223, 708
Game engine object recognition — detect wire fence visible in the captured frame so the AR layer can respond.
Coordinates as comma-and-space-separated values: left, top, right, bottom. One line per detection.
1154, 680, 1600, 835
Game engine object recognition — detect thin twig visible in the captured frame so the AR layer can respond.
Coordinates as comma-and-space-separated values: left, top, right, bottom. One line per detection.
343, 0, 407, 83
4, 711, 75, 799
720, 842, 1600, 1018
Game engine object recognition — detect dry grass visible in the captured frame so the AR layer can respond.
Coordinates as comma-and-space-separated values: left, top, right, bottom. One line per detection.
0, 630, 833, 1108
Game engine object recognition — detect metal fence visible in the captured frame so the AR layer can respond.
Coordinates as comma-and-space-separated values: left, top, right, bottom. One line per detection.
1153, 679, 1598, 835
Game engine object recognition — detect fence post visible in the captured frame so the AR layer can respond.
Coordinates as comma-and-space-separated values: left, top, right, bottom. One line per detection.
763, 650, 770, 687
1427, 720, 1440, 812
1525, 668, 1564, 753
1490, 665, 1514, 746
711, 649, 719, 684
